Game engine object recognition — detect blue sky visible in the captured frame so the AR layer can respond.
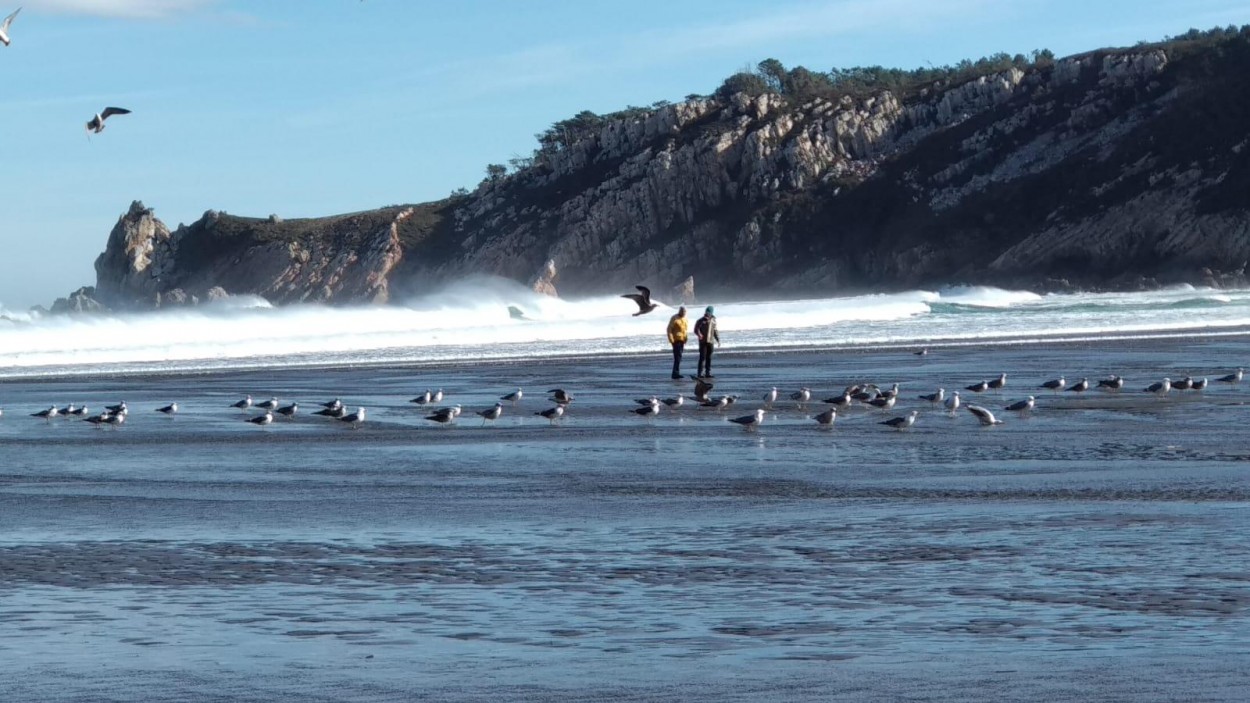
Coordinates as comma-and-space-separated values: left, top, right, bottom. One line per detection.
1, 0, 1247, 309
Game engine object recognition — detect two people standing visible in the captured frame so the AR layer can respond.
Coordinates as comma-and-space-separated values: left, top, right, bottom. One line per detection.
667, 305, 720, 379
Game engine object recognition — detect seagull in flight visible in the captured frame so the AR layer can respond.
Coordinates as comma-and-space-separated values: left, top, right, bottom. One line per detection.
0, 8, 20, 47
621, 285, 658, 316
86, 107, 131, 134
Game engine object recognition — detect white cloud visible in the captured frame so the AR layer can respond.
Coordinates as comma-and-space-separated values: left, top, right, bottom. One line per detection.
25, 0, 217, 19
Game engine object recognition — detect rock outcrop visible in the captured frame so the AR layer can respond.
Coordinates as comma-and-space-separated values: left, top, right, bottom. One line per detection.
529, 259, 559, 297
86, 32, 1250, 307
95, 203, 411, 307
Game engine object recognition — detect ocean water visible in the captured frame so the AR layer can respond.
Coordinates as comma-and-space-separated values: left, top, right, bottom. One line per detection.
1, 286, 1248, 701
2, 279, 1250, 378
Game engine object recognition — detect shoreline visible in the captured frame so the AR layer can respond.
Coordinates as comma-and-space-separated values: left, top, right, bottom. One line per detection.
4, 325, 1250, 384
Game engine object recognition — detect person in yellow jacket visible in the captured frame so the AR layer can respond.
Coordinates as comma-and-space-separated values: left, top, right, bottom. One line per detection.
666, 306, 688, 379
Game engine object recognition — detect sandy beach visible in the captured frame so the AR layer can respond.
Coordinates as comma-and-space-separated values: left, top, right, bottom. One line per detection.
1, 336, 1247, 701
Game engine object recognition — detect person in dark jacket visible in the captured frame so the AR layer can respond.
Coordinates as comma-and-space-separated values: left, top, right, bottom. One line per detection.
693, 306, 720, 378
666, 306, 688, 379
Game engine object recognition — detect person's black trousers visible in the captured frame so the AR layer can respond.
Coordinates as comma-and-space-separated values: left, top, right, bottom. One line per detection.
697, 341, 714, 377
671, 342, 684, 379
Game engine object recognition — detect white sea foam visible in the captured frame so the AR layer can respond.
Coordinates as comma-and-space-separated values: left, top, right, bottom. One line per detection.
2, 280, 1250, 377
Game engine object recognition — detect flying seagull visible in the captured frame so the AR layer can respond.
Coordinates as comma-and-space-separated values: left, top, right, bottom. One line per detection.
622, 285, 658, 316
86, 107, 131, 134
0, 8, 20, 47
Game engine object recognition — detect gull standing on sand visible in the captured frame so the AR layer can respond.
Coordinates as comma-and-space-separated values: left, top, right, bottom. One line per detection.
661, 395, 685, 410
106, 401, 128, 416
536, 405, 565, 424
548, 389, 574, 405
823, 390, 853, 410
501, 388, 523, 403
944, 391, 961, 416
31, 405, 58, 419
966, 405, 1004, 426
1217, 368, 1243, 383
410, 390, 433, 405
881, 410, 919, 431
255, 397, 280, 412
812, 407, 837, 427
1171, 376, 1193, 391
1040, 376, 1065, 393
1005, 396, 1035, 415
987, 373, 1007, 392
791, 387, 812, 406
425, 408, 458, 426
85, 107, 131, 134
965, 379, 990, 394
276, 401, 298, 419
321, 398, 344, 410
338, 407, 366, 428
247, 411, 274, 427
314, 405, 348, 418
700, 395, 734, 411
232, 395, 253, 411
632, 399, 661, 420
477, 403, 503, 425
1097, 375, 1124, 391
1191, 377, 1208, 391
918, 388, 945, 404
85, 412, 110, 426
1144, 378, 1172, 396
1065, 377, 1090, 394
0, 8, 21, 47
728, 408, 765, 432
621, 285, 659, 316
868, 394, 896, 411
103, 412, 125, 428
763, 387, 778, 408
156, 402, 178, 415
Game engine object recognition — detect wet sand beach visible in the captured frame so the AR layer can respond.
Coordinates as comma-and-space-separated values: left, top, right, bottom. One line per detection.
0, 336, 1248, 701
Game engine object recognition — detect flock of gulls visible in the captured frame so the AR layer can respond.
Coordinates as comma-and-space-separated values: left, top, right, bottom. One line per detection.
3, 367, 1242, 433
2, 9, 132, 134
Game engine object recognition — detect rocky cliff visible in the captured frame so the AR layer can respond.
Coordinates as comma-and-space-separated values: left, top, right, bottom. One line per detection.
92, 32, 1250, 307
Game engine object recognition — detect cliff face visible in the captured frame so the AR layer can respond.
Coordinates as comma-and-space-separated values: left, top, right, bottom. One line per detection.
94, 204, 410, 307
94, 35, 1250, 307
